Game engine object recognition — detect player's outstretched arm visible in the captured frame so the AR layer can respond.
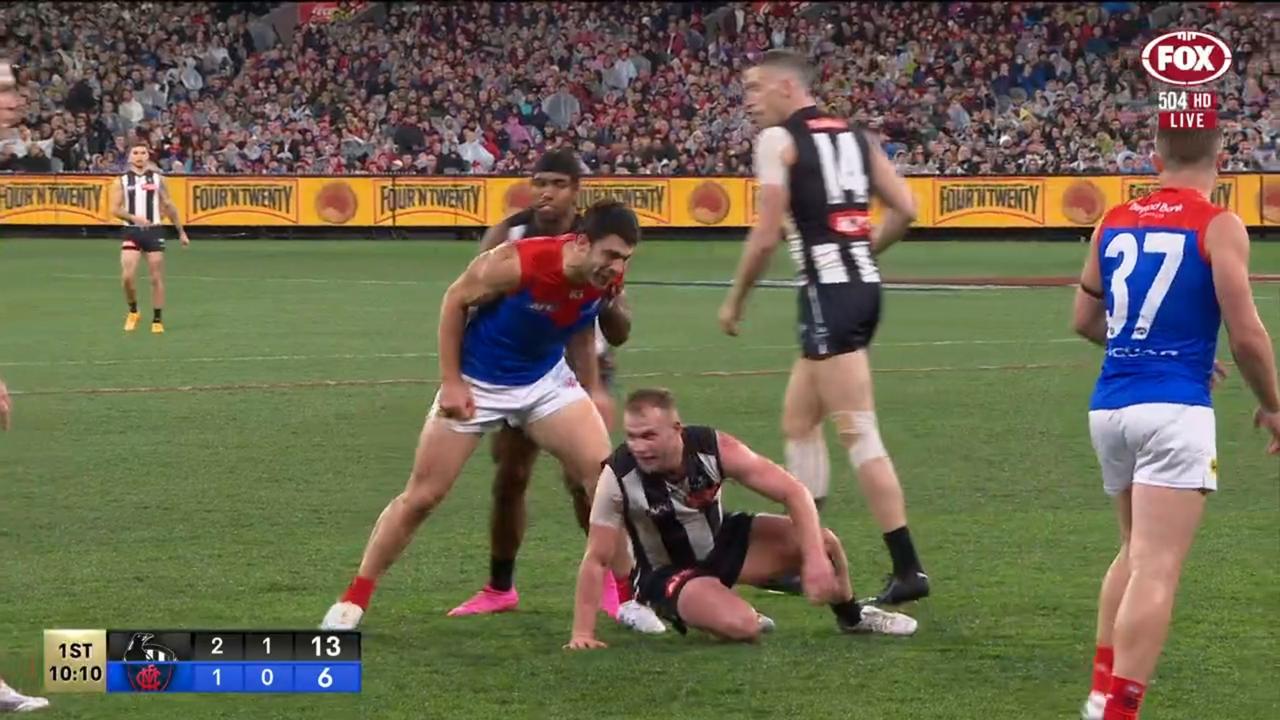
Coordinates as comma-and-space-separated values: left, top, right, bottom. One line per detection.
566, 467, 625, 650
438, 245, 521, 385
864, 130, 918, 256
716, 431, 839, 603
1207, 212, 1280, 450
158, 177, 189, 245
1073, 224, 1107, 346
720, 127, 794, 336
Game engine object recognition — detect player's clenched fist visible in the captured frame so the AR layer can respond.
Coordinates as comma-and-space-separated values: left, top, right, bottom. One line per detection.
0, 61, 22, 129
437, 379, 476, 421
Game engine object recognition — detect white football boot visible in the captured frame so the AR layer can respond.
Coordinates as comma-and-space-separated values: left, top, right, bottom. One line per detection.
1081, 690, 1106, 720
840, 604, 918, 636
616, 600, 667, 634
0, 682, 49, 713
320, 601, 364, 631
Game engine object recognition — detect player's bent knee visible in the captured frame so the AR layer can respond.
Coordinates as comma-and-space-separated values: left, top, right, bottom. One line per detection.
832, 410, 888, 466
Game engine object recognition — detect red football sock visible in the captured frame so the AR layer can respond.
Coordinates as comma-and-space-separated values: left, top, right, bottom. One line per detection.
1091, 646, 1115, 694
341, 576, 377, 610
613, 572, 634, 603
1103, 675, 1146, 720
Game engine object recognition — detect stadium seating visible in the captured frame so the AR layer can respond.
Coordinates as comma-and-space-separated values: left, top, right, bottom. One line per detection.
1, 1, 1275, 175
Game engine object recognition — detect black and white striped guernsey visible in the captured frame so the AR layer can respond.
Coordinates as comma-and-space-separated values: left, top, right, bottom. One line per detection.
119, 170, 163, 226
604, 426, 728, 573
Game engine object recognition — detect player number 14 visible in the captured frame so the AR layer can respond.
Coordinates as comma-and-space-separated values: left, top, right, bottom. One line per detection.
1105, 231, 1186, 340
812, 132, 869, 205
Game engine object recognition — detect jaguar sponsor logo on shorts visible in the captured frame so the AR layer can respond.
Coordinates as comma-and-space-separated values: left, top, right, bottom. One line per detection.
1123, 177, 1236, 211
933, 179, 1045, 226
0, 179, 110, 222
374, 179, 485, 225
578, 180, 671, 225
188, 180, 299, 223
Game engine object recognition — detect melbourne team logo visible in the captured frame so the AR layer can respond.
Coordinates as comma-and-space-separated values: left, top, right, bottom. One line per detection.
121, 633, 178, 692
1140, 31, 1233, 86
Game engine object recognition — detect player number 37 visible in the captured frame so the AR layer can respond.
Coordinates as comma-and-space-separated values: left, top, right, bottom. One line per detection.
1104, 230, 1187, 340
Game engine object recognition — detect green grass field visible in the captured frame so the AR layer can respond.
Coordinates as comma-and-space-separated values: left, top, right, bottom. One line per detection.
1, 238, 1277, 719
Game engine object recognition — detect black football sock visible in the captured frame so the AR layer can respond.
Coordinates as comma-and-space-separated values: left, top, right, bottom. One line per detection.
129, 302, 138, 313
153, 309, 163, 322
489, 557, 516, 592
883, 526, 922, 577
830, 599, 863, 625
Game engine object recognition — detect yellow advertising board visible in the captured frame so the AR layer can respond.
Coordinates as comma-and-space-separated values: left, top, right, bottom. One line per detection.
1, 174, 1273, 228
0, 175, 114, 224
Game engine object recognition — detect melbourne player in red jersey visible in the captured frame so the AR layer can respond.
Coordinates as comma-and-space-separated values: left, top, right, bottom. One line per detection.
447, 151, 656, 632
1072, 126, 1280, 720
322, 200, 652, 631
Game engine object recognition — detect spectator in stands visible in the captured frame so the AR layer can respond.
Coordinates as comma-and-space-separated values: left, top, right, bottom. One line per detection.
2, 1, 1274, 176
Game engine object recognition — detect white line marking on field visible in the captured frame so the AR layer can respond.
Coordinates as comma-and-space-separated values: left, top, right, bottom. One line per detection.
52, 272, 427, 286
47, 273, 1074, 293
8, 361, 1092, 397
0, 338, 1081, 368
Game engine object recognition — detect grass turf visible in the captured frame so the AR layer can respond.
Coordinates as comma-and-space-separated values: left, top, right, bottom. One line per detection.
1, 239, 1277, 719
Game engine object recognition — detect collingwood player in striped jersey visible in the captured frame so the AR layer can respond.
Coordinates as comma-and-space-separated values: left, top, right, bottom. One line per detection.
565, 388, 917, 649
447, 150, 662, 633
110, 143, 189, 334
719, 49, 929, 606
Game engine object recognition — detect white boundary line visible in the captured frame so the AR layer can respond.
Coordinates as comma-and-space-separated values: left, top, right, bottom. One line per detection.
9, 361, 1091, 397
0, 338, 1081, 369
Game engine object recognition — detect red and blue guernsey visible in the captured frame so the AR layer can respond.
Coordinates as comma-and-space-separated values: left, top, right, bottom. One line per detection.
1090, 187, 1225, 411
461, 234, 621, 386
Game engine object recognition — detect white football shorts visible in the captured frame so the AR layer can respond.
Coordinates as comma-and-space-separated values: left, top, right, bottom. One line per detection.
1087, 403, 1217, 496
429, 358, 587, 434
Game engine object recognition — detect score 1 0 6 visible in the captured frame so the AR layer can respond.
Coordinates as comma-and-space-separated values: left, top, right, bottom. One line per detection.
1157, 91, 1216, 111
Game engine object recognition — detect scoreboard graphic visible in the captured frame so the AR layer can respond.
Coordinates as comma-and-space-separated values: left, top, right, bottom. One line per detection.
43, 629, 361, 694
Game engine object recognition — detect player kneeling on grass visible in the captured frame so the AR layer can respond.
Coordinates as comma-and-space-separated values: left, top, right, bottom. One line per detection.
564, 388, 917, 649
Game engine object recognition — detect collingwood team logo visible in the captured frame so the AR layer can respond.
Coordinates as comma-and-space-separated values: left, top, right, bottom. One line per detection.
121, 633, 179, 692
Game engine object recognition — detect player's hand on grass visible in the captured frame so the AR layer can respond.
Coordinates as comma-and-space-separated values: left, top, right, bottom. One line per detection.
0, 379, 11, 431
1210, 359, 1229, 390
800, 555, 839, 605
563, 635, 607, 651
1253, 408, 1280, 455
718, 299, 743, 336
438, 379, 476, 421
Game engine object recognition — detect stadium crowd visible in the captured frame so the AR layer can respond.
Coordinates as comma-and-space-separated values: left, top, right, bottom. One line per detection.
1, 1, 1276, 176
